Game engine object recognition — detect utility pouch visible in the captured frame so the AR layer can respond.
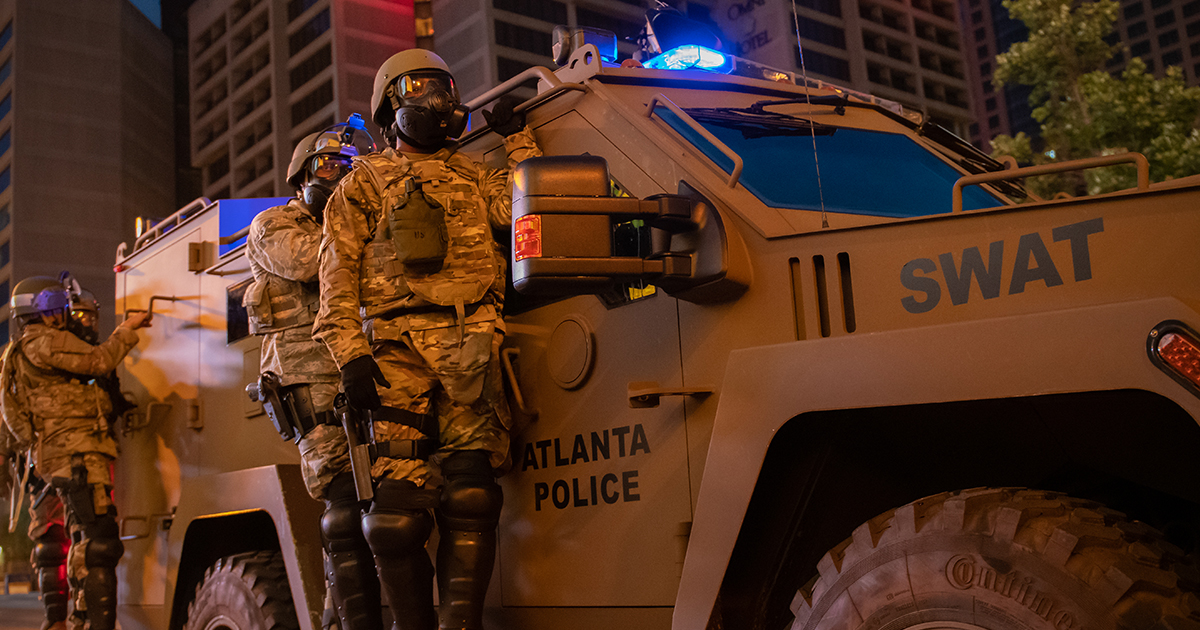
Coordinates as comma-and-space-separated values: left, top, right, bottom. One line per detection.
388, 177, 448, 269
242, 279, 273, 333
251, 372, 323, 443
52, 462, 96, 527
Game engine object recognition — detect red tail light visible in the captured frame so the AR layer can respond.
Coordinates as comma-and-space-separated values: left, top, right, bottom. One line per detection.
1148, 321, 1200, 395
514, 215, 542, 262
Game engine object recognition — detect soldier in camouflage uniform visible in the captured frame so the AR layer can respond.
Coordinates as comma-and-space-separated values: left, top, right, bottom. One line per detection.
245, 118, 382, 630
3, 283, 151, 630
315, 49, 540, 630
1, 276, 75, 630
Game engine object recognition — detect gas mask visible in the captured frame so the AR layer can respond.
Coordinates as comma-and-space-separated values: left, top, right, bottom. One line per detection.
390, 72, 468, 150
302, 154, 352, 222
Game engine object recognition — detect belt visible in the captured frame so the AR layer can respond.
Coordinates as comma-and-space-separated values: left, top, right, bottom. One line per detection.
374, 296, 494, 321
369, 439, 437, 461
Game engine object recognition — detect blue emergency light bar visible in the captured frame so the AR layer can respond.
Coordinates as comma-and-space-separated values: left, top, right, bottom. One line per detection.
643, 45, 733, 73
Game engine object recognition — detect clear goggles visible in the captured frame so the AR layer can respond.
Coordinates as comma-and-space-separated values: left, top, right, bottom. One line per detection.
396, 73, 459, 102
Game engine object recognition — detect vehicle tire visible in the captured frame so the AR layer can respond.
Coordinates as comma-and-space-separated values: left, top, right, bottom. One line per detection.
184, 551, 299, 630
791, 488, 1200, 630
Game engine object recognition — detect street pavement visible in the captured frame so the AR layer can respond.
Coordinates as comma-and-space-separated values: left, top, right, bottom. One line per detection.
0, 592, 43, 630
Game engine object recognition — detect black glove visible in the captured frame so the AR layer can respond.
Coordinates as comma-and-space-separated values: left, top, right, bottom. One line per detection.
482, 95, 526, 138
340, 355, 390, 411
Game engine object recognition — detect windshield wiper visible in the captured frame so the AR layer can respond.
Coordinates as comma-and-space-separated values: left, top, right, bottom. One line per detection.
682, 107, 837, 139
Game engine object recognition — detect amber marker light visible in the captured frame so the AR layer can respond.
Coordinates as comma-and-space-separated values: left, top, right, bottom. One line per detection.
514, 215, 542, 262
1148, 320, 1200, 396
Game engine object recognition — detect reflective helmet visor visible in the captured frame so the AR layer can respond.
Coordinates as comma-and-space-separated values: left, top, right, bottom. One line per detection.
398, 73, 458, 102
312, 122, 377, 160
310, 155, 353, 181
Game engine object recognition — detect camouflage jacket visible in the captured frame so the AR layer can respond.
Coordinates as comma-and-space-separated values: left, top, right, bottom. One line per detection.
246, 199, 338, 385
5, 323, 140, 458
315, 128, 541, 368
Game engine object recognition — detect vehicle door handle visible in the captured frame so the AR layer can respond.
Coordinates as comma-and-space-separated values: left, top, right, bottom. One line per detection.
628, 382, 713, 408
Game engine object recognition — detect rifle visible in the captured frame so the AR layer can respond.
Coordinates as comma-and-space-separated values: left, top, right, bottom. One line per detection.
334, 393, 374, 502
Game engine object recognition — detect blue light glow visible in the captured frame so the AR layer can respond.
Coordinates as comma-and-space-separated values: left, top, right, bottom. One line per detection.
644, 45, 732, 74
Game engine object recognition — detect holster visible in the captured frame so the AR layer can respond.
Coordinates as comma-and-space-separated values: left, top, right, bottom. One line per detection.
51, 460, 96, 527
253, 372, 332, 443
368, 407, 440, 462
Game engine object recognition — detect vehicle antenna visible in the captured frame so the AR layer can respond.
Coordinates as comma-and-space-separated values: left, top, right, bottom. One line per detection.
792, 0, 829, 228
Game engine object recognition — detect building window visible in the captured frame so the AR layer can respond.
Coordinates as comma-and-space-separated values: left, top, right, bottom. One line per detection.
1159, 30, 1180, 46
0, 21, 11, 50
576, 8, 643, 42
1145, 58, 1156, 71
0, 167, 8, 194
1152, 0, 1172, 8
971, 10, 983, 23
977, 44, 988, 58
0, 205, 8, 230
1163, 49, 1183, 65
0, 319, 8, 342
1187, 19, 1200, 36
1131, 40, 1152, 56
988, 115, 1000, 128
0, 57, 9, 85
0, 241, 8, 266
288, 7, 330, 56
986, 96, 997, 110
798, 0, 842, 18
1108, 49, 1126, 66
290, 43, 331, 92
969, 122, 979, 135
497, 56, 534, 82
0, 93, 9, 120
1128, 21, 1148, 37
207, 154, 230, 184
1186, 0, 1200, 17
1155, 10, 1176, 27
0, 280, 8, 302
292, 79, 333, 125
1125, 3, 1145, 19
980, 61, 991, 75
983, 81, 994, 93
492, 0, 567, 24
0, 129, 8, 157
494, 20, 553, 56
974, 27, 986, 41
798, 19, 846, 49
287, 0, 321, 22
798, 49, 851, 80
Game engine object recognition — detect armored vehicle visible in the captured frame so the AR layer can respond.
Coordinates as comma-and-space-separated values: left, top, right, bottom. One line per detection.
110, 43, 1200, 630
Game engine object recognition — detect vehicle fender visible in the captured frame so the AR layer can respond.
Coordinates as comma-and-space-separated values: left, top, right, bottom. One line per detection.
673, 296, 1200, 630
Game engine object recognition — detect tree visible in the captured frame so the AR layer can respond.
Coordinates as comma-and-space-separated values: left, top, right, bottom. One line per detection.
990, 0, 1200, 197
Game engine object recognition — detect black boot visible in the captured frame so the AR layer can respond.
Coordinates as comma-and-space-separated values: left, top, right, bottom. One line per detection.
323, 474, 383, 630
436, 451, 503, 630
363, 479, 439, 630
33, 524, 70, 629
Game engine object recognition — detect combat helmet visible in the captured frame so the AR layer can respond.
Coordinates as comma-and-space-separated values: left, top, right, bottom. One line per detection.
370, 49, 467, 148
10, 276, 62, 319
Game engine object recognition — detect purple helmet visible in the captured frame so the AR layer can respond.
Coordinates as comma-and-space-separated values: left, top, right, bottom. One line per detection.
32, 287, 70, 315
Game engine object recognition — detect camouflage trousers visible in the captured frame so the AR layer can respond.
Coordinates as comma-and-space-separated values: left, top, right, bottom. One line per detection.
369, 325, 511, 486
27, 490, 66, 539
296, 381, 351, 501
42, 452, 115, 620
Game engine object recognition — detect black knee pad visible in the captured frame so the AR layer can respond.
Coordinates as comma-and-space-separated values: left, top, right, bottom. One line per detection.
84, 515, 124, 569
439, 450, 502, 532
361, 508, 432, 559
322, 502, 366, 553
34, 525, 69, 568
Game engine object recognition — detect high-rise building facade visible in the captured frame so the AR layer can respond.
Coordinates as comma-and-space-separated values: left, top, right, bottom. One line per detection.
187, 0, 415, 202
431, 0, 651, 103
710, 0, 976, 137
964, 0, 1200, 150
0, 0, 175, 337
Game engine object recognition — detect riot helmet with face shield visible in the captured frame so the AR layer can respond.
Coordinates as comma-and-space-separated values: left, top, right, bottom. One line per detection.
286, 114, 376, 220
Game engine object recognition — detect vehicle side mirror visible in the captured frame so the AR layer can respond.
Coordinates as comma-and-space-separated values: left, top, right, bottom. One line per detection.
511, 155, 748, 303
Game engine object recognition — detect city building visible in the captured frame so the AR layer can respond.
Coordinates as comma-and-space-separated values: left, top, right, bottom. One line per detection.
431, 0, 653, 103
187, 0, 415, 202
0, 0, 175, 337
709, 0, 976, 137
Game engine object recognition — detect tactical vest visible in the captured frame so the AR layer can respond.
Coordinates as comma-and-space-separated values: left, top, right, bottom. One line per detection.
0, 340, 35, 447
244, 275, 319, 335
10, 328, 111, 425
355, 151, 499, 318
